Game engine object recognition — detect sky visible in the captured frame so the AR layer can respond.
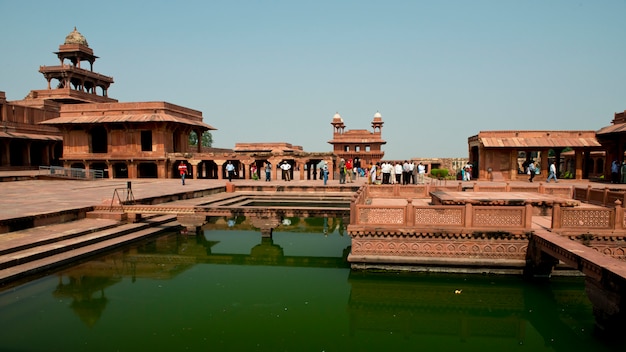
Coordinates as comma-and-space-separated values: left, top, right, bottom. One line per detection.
1, 1, 625, 160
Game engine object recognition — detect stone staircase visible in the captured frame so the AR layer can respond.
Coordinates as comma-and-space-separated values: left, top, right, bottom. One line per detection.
0, 214, 179, 285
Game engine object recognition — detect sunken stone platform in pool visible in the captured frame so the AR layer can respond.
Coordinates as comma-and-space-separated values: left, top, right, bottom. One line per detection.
347, 184, 579, 274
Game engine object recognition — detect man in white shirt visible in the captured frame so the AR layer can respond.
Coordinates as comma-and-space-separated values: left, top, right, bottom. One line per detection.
280, 161, 291, 181
418, 163, 426, 184
225, 161, 235, 182
546, 161, 558, 183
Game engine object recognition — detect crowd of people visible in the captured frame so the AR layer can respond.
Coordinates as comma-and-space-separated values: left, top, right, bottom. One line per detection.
360, 160, 427, 185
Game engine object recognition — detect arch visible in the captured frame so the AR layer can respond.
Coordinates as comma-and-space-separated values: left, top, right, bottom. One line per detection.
113, 162, 128, 178
138, 162, 158, 178
222, 160, 242, 180
8, 140, 26, 166
90, 162, 109, 178
197, 160, 218, 179
173, 160, 193, 179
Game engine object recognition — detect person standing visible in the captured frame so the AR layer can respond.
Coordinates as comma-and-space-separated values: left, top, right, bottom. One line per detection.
418, 162, 426, 184
369, 163, 377, 185
612, 160, 620, 183
402, 161, 411, 185
527, 161, 536, 182
346, 158, 353, 183
178, 162, 188, 185
225, 161, 235, 182
382, 161, 391, 184
265, 162, 272, 181
546, 161, 558, 183
322, 164, 329, 185
338, 159, 346, 184
280, 161, 291, 181
394, 162, 402, 184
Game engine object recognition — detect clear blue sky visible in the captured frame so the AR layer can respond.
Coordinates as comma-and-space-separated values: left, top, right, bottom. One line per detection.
1, 1, 625, 160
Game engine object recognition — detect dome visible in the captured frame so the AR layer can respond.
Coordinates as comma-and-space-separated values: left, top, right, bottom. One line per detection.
332, 112, 343, 123
373, 111, 383, 121
64, 27, 89, 46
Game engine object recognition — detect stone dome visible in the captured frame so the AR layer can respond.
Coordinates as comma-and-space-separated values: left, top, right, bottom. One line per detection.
64, 27, 89, 46
373, 111, 383, 121
332, 112, 343, 123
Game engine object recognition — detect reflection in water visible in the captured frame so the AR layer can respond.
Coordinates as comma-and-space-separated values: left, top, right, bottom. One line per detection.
0, 217, 624, 351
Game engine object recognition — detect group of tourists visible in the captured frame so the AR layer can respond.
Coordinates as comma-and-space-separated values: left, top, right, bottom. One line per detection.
366, 160, 426, 185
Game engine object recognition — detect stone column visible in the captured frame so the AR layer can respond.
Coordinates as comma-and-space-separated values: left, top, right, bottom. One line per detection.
215, 160, 225, 180
510, 149, 518, 181
128, 160, 138, 178
188, 159, 200, 179
107, 162, 114, 179
297, 160, 305, 180
540, 149, 550, 178
575, 149, 584, 180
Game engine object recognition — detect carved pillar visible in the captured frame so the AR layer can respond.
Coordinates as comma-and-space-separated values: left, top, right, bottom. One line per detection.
107, 162, 114, 179
536, 149, 546, 177
269, 158, 281, 181
215, 160, 225, 180
575, 149, 584, 180
297, 160, 305, 180
188, 159, 200, 179
510, 149, 518, 181
128, 160, 137, 179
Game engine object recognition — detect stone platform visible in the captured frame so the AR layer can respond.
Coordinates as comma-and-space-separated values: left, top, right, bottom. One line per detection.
430, 190, 581, 207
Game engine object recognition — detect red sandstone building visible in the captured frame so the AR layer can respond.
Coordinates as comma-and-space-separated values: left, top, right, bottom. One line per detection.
2, 29, 344, 181
468, 130, 603, 181
328, 112, 386, 169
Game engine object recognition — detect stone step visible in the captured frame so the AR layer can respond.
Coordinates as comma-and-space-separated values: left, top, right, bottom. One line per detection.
0, 215, 179, 284
0, 218, 120, 256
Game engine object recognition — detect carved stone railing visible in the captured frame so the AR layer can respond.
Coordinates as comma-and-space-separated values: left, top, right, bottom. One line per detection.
551, 203, 624, 231
358, 183, 573, 200
573, 186, 626, 208
353, 202, 532, 231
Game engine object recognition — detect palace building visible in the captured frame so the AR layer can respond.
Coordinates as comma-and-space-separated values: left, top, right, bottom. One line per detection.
2, 28, 346, 181
328, 112, 386, 169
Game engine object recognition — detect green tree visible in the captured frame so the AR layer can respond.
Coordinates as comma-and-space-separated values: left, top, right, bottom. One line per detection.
189, 131, 213, 148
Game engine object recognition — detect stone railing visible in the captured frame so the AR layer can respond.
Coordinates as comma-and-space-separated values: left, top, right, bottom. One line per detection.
354, 202, 533, 231
551, 203, 625, 231
362, 183, 573, 199
573, 186, 626, 208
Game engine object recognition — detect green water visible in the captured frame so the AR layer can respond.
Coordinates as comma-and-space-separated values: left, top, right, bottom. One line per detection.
0, 218, 624, 352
